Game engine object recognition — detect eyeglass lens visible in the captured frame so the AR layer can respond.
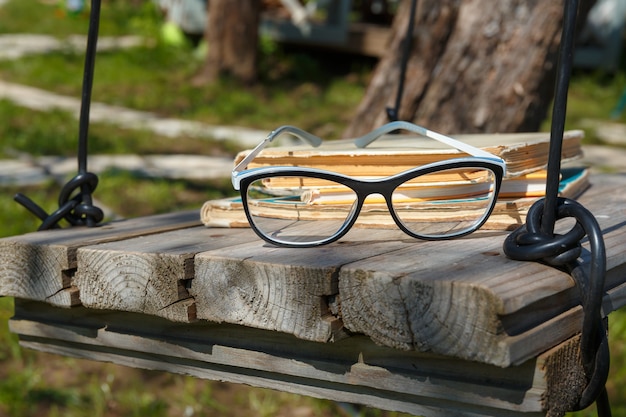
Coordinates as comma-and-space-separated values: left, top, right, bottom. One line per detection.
246, 177, 357, 244
245, 167, 497, 245
391, 167, 497, 238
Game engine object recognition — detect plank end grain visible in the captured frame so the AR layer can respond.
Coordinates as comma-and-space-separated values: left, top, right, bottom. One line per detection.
0, 236, 76, 306
193, 246, 343, 343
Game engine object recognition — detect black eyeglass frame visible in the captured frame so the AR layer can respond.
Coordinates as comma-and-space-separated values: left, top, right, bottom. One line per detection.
238, 159, 504, 247
232, 121, 507, 248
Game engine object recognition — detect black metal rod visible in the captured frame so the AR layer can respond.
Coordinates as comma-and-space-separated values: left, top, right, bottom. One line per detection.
77, 0, 101, 174
542, 0, 579, 236
387, 0, 418, 122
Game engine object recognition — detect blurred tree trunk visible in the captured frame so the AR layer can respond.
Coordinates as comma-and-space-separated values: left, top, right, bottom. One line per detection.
194, 0, 261, 85
343, 0, 595, 138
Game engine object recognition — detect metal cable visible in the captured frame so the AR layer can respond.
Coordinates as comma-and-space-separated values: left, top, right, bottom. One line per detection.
386, 0, 418, 123
14, 0, 104, 230
503, 0, 612, 415
504, 199, 611, 414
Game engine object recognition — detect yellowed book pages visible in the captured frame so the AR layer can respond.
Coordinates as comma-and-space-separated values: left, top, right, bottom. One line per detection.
261, 168, 491, 189
202, 168, 590, 232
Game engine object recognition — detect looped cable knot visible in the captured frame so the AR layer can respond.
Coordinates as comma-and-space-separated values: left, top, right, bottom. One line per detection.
14, 171, 104, 231
503, 197, 610, 413
504, 197, 585, 267
57, 172, 103, 226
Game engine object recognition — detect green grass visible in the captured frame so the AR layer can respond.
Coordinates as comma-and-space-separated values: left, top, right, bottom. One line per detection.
0, 0, 161, 38
567, 71, 626, 124
1, 182, 60, 236
1, 174, 235, 234
0, 0, 372, 138
543, 69, 626, 145
0, 44, 370, 137
0, 99, 243, 158
0, 96, 240, 233
96, 169, 235, 217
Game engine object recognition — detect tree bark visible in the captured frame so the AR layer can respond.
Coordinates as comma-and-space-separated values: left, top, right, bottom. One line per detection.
195, 0, 261, 85
344, 0, 594, 138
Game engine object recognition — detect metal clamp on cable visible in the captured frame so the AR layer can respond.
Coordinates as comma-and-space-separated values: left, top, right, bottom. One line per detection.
14, 0, 104, 231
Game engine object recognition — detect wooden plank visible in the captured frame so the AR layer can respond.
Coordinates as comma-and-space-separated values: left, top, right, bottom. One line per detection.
191, 229, 412, 343
0, 210, 200, 306
190, 175, 626, 366
537, 334, 586, 417
77, 224, 440, 341
74, 227, 257, 322
1, 175, 624, 369
190, 225, 626, 367
337, 174, 626, 367
9, 299, 566, 417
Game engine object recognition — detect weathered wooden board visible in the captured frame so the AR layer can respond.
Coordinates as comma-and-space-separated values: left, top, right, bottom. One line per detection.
191, 175, 626, 366
75, 226, 257, 322
2, 175, 624, 417
10, 299, 587, 417
0, 210, 200, 306
336, 234, 626, 367
337, 174, 626, 366
192, 228, 413, 343
1, 176, 624, 371
75, 225, 412, 340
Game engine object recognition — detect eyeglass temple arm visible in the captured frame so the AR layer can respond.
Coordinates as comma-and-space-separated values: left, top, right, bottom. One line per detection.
232, 125, 323, 175
354, 121, 501, 161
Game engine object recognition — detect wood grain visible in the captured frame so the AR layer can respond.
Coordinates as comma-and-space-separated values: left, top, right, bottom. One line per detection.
1, 175, 624, 370
192, 229, 411, 342
0, 210, 200, 306
2, 174, 624, 416
75, 227, 256, 322
338, 175, 626, 366
10, 300, 553, 417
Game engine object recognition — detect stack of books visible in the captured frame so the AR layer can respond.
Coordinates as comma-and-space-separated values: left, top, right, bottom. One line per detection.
201, 130, 589, 231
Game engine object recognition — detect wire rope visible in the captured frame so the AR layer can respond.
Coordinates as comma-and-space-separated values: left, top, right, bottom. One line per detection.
14, 0, 104, 230
503, 1, 612, 415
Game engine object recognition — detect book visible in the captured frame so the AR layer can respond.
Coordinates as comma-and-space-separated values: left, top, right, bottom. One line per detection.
234, 130, 584, 179
288, 169, 552, 205
259, 168, 492, 190
201, 167, 590, 231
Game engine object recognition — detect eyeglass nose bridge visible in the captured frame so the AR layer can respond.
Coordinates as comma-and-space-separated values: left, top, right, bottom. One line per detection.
355, 180, 391, 197
351, 180, 401, 219
344, 185, 430, 243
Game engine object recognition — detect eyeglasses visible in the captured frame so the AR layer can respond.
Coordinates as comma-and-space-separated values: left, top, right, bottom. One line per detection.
232, 121, 506, 247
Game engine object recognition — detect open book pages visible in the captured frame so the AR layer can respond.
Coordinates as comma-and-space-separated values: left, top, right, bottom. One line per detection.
203, 167, 590, 231
234, 130, 584, 178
